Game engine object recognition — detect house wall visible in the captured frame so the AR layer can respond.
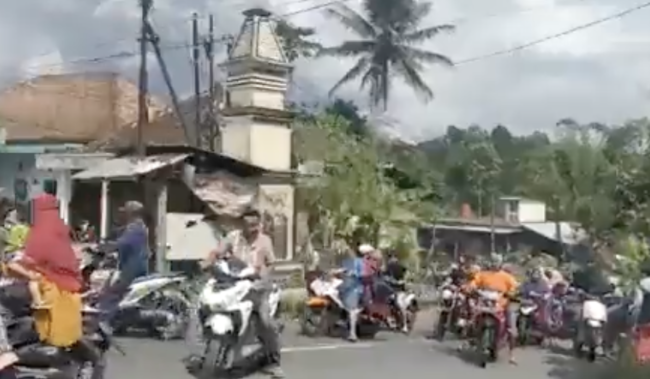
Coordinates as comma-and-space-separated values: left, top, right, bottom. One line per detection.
518, 201, 546, 223
0, 153, 72, 222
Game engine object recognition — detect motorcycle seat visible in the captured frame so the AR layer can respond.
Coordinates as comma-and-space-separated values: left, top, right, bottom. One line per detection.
14, 344, 72, 368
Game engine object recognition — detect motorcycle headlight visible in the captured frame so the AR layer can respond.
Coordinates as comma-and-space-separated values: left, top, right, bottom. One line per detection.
441, 289, 453, 299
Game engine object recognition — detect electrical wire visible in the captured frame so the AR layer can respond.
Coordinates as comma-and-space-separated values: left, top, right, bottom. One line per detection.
22, 0, 351, 72
454, 0, 650, 65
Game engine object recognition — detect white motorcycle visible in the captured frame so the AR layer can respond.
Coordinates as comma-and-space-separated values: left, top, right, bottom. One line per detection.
82, 249, 191, 340
573, 296, 608, 362
198, 259, 282, 375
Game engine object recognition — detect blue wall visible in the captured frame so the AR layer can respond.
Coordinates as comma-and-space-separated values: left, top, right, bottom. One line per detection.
0, 153, 59, 201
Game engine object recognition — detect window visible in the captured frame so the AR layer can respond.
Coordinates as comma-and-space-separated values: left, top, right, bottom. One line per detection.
506, 200, 519, 222
42, 179, 58, 196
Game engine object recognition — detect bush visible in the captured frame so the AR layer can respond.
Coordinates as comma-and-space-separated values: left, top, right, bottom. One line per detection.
280, 288, 307, 320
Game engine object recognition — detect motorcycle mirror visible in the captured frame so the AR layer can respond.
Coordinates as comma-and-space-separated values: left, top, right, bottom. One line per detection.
185, 220, 198, 228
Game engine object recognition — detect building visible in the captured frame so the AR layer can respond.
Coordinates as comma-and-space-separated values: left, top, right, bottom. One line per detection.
70, 8, 298, 269
0, 73, 169, 223
418, 196, 587, 259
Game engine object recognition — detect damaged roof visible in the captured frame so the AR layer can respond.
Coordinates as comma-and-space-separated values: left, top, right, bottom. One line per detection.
73, 153, 189, 180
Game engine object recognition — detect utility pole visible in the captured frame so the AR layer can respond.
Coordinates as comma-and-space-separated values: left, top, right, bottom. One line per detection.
205, 14, 216, 152
191, 13, 202, 148
144, 22, 193, 144
136, 0, 153, 157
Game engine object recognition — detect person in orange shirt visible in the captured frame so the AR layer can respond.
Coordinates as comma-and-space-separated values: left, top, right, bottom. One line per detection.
466, 253, 519, 364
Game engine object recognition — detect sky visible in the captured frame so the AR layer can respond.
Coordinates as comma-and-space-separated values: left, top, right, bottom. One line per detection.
0, 0, 649, 141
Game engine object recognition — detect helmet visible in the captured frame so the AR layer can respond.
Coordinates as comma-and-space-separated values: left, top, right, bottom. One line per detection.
487, 253, 504, 270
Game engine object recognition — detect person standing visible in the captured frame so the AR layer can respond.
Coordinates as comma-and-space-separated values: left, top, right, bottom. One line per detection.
97, 200, 150, 323
186, 209, 282, 378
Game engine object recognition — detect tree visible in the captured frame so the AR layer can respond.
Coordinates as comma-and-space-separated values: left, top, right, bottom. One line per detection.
320, 0, 454, 109
275, 20, 322, 62
295, 115, 396, 245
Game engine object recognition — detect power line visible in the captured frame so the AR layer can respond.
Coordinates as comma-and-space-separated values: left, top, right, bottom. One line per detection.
22, 0, 347, 72
455, 0, 650, 65
22, 0, 334, 69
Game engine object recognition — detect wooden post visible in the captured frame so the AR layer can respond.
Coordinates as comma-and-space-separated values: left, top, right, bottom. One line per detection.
100, 180, 109, 240
154, 180, 168, 273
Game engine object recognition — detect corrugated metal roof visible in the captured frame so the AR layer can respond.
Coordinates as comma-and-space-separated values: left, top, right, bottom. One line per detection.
72, 153, 189, 180
521, 222, 585, 245
434, 224, 519, 234
191, 171, 257, 218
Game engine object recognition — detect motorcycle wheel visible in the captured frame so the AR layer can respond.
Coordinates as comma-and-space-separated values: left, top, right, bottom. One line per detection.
517, 316, 530, 346
300, 307, 324, 337
202, 339, 232, 377
155, 290, 191, 341
587, 347, 597, 362
477, 322, 496, 368
76, 358, 105, 379
404, 304, 418, 334
435, 311, 449, 341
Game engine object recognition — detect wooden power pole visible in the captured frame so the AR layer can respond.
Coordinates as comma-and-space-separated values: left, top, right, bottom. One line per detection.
206, 14, 216, 152
136, 0, 152, 157
191, 13, 202, 148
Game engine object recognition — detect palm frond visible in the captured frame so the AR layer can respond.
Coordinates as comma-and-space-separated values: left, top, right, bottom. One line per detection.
402, 46, 454, 66
318, 40, 376, 58
329, 57, 371, 97
393, 55, 434, 101
402, 24, 455, 43
360, 63, 389, 110
324, 4, 376, 38
410, 2, 432, 26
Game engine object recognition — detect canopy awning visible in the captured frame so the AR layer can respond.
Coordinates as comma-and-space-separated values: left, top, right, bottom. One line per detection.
73, 153, 189, 181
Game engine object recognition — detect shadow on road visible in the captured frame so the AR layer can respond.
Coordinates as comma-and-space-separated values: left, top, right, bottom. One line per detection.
544, 351, 607, 379
430, 341, 479, 366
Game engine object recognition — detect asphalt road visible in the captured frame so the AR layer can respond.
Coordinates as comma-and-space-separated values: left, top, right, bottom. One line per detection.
104, 310, 597, 379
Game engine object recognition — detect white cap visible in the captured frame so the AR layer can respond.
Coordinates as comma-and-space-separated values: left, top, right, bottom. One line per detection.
358, 244, 374, 254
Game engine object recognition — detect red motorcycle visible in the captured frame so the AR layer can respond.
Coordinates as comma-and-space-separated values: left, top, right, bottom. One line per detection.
472, 289, 507, 368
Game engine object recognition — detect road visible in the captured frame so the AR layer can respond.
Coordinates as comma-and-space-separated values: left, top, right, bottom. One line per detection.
104, 310, 596, 379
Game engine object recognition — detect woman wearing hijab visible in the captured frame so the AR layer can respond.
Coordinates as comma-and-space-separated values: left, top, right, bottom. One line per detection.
16, 193, 83, 347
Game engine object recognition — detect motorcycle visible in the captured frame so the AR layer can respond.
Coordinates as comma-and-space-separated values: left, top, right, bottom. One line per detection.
573, 296, 608, 362
435, 284, 468, 340
300, 274, 381, 339
517, 292, 550, 345
383, 277, 418, 334
472, 289, 506, 368
82, 248, 191, 340
197, 259, 282, 376
0, 252, 124, 379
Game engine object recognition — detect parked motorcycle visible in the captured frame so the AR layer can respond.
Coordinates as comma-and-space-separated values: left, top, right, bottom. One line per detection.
472, 289, 506, 368
196, 259, 282, 376
82, 247, 191, 340
300, 274, 381, 339
573, 295, 608, 362
435, 284, 468, 340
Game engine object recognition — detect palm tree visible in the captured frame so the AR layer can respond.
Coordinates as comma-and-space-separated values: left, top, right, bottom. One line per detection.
275, 20, 322, 63
320, 0, 454, 109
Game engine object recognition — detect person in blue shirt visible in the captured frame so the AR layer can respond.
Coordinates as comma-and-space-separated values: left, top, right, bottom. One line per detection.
337, 244, 372, 342
97, 200, 150, 323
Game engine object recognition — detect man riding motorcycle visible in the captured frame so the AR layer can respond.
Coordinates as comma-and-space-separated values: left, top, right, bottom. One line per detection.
465, 253, 519, 364
186, 209, 283, 378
